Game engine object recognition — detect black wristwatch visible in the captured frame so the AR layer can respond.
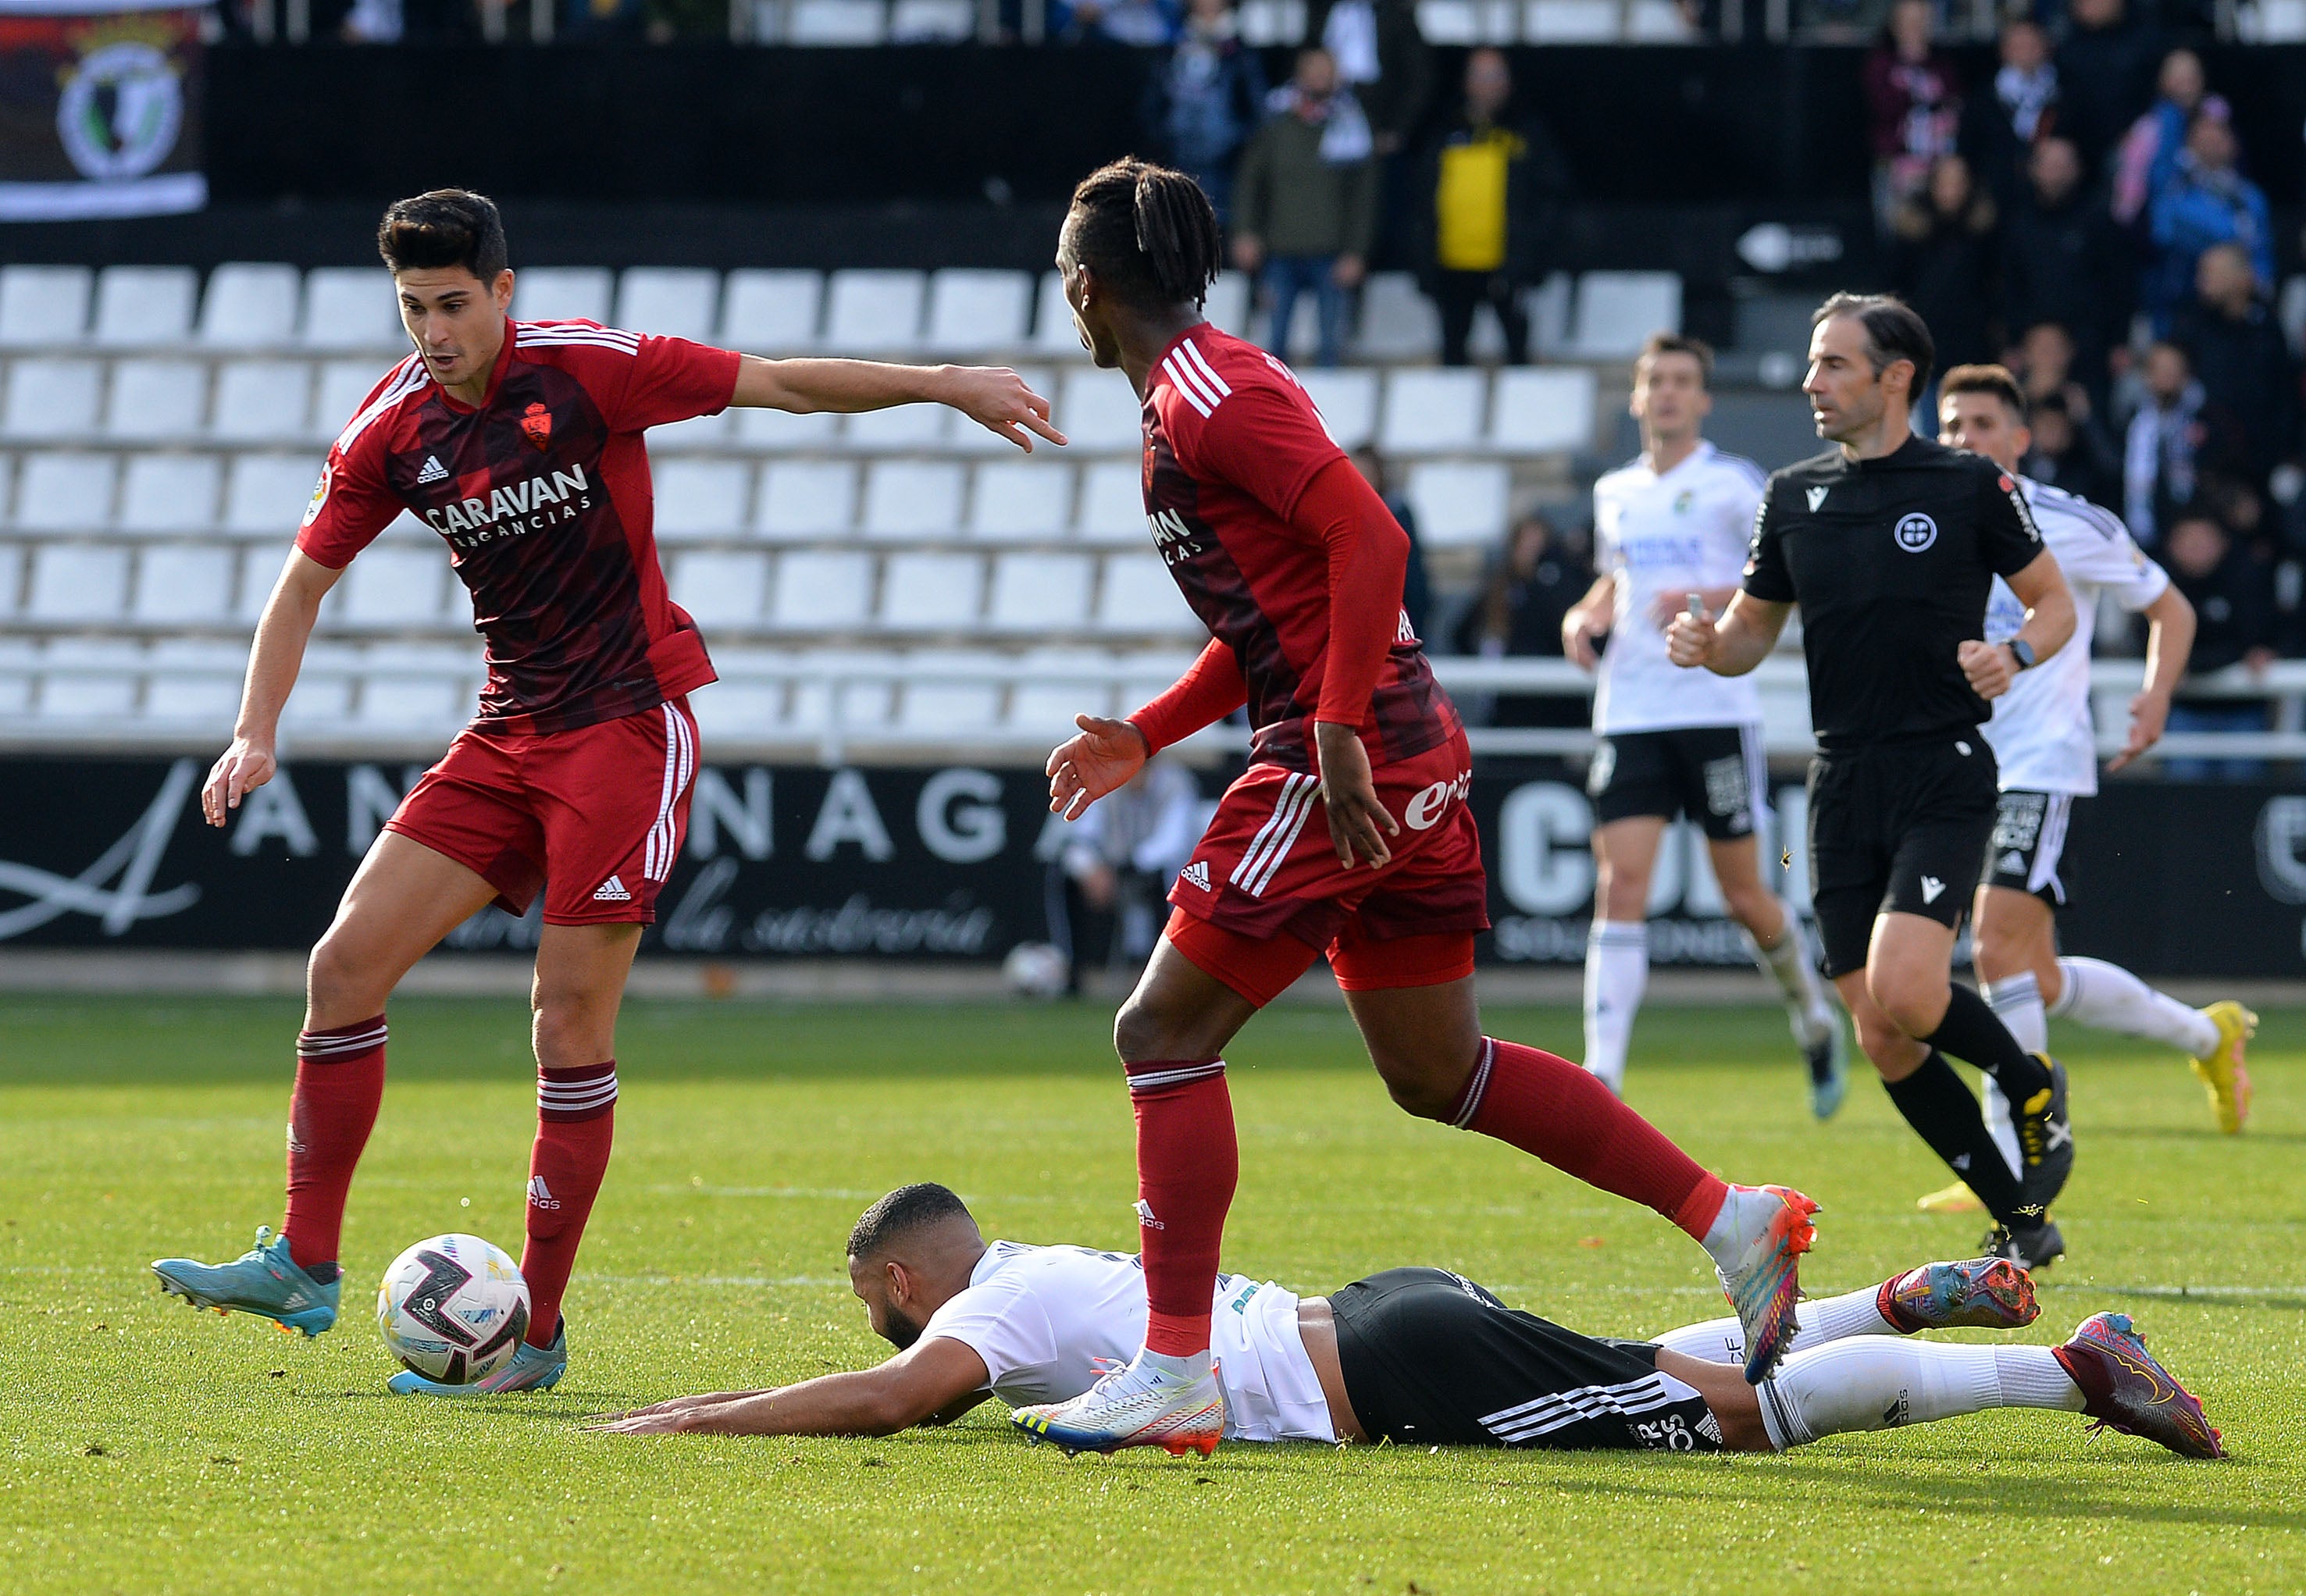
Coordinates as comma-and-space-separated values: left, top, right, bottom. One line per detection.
2005, 638, 2037, 672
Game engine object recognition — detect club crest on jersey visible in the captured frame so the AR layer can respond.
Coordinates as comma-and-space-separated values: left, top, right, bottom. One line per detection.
1894, 512, 1938, 553
520, 401, 553, 451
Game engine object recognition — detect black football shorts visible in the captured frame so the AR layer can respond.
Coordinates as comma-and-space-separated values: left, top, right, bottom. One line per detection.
1588, 724, 1767, 842
1982, 789, 2074, 907
1805, 734, 1998, 978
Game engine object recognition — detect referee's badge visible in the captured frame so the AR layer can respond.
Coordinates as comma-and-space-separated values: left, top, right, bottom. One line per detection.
1893, 512, 1938, 553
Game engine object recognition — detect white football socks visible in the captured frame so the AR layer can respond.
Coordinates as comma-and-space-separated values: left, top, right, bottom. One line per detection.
1976, 974, 2042, 1179
2052, 956, 2220, 1058
1582, 921, 1648, 1093
1742, 921, 1837, 1048
1755, 1341, 2083, 1449
1652, 1281, 1901, 1368
1133, 1347, 1212, 1383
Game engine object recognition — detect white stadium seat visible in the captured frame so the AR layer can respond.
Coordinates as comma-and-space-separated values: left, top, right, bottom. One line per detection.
786, 0, 889, 42
1569, 271, 1682, 358
92, 266, 197, 347
878, 551, 985, 631
4, 358, 103, 438
769, 549, 874, 630
1627, 0, 1696, 37
689, 646, 790, 741
1235, 0, 1304, 42
670, 549, 772, 626
144, 638, 248, 722
235, 545, 285, 621
212, 359, 315, 440
1489, 366, 1598, 454
862, 460, 965, 536
654, 458, 754, 540
894, 650, 1000, 732
199, 264, 301, 347
615, 268, 720, 341
925, 269, 1033, 354
1356, 273, 1441, 360
1379, 368, 1487, 454
1525, 0, 1618, 37
119, 454, 223, 532
1057, 368, 1142, 452
890, 0, 975, 36
1297, 368, 1378, 449
133, 546, 240, 625
1076, 459, 1148, 543
987, 550, 1092, 631
17, 452, 116, 529
40, 637, 141, 718
512, 267, 614, 325
27, 543, 131, 621
277, 640, 358, 727
104, 359, 208, 440
651, 408, 732, 448
719, 269, 822, 351
0, 455, 12, 525
823, 269, 925, 352
968, 459, 1075, 538
0, 265, 91, 347
1203, 273, 1253, 337
756, 460, 859, 539
356, 643, 476, 729
313, 358, 394, 439
1007, 647, 1121, 736
224, 454, 325, 536
1417, 0, 1481, 41
0, 638, 31, 716
783, 647, 896, 732
340, 545, 449, 626
1096, 553, 1199, 635
1406, 459, 1511, 547
1033, 273, 1092, 361
301, 268, 402, 351
0, 543, 23, 618
843, 403, 949, 451
735, 405, 838, 447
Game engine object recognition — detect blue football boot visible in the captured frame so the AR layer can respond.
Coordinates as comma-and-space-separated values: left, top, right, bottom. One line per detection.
151, 1226, 339, 1338
389, 1320, 568, 1396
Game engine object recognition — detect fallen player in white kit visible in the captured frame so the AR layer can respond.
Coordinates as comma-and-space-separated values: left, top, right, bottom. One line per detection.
587, 1184, 2221, 1460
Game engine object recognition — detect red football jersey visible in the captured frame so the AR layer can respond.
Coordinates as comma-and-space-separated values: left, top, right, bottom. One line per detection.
1142, 324, 1457, 771
298, 318, 742, 736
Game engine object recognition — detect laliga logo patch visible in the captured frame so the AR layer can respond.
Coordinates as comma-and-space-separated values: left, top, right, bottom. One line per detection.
519, 402, 553, 451
1894, 512, 1937, 553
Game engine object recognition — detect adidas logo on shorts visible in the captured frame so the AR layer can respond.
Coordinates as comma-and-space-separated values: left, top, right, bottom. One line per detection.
592, 875, 632, 902
415, 454, 450, 484
1179, 860, 1211, 892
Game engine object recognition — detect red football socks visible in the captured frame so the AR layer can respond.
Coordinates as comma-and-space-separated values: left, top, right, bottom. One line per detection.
1449, 1037, 1727, 1240
1127, 1059, 1237, 1357
521, 1061, 618, 1348
281, 1015, 388, 1274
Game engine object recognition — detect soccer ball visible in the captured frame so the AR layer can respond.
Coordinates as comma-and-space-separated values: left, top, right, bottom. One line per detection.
376, 1234, 531, 1386
1003, 940, 1068, 999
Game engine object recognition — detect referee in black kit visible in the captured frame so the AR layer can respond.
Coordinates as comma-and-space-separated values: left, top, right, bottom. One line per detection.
1667, 294, 2080, 1269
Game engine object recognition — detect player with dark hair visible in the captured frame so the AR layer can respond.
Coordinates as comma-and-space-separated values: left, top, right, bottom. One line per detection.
150, 188, 1064, 1394
1023, 158, 1820, 1455
588, 1185, 2222, 1463
1668, 294, 2081, 1271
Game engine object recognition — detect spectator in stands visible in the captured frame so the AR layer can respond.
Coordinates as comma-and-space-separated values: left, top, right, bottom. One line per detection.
1864, 0, 1962, 238
2003, 137, 2126, 380
2053, 0, 2161, 177
1410, 48, 1568, 369
1057, 0, 1181, 45
2111, 48, 2220, 230
1962, 15, 2058, 212
1889, 154, 2000, 386
1154, 0, 1267, 223
1452, 510, 1589, 729
2122, 340, 2246, 547
1047, 756, 1202, 994
2144, 109, 2272, 337
1232, 47, 1378, 369
2160, 511, 2274, 778
1303, 0, 1431, 160
2024, 391, 2124, 510
1353, 444, 1431, 641
2012, 321, 2101, 431
2172, 241, 2298, 490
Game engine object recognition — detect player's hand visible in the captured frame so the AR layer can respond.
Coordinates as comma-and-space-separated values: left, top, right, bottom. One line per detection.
1047, 714, 1149, 821
2107, 686, 2171, 771
1561, 603, 1608, 671
939, 365, 1067, 454
1664, 604, 1716, 668
1314, 721, 1398, 870
201, 736, 276, 828
1960, 639, 2015, 701
584, 1392, 752, 1434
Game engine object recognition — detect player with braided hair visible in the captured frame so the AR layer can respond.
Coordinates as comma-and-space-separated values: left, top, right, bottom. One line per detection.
1019, 159, 1819, 1457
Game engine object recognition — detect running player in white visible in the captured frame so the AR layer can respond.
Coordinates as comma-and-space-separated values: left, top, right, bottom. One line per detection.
586, 1183, 2221, 1460
1926, 364, 2253, 1216
1562, 334, 1846, 1113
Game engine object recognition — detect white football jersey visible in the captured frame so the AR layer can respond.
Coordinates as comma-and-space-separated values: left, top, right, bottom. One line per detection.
1982, 478, 2169, 796
1590, 440, 1769, 735
917, 1239, 1335, 1442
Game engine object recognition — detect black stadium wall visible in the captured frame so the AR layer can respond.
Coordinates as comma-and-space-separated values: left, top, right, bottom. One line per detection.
6, 755, 2301, 977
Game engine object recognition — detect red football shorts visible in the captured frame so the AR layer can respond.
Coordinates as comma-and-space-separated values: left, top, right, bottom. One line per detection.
384, 697, 699, 927
1164, 731, 1489, 1007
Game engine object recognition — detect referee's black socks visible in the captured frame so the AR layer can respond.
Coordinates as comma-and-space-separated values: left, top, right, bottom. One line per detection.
1920, 985, 2054, 1102
1882, 1051, 2030, 1225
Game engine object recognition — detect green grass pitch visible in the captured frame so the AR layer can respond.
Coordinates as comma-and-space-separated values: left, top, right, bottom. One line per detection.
2, 992, 2301, 1594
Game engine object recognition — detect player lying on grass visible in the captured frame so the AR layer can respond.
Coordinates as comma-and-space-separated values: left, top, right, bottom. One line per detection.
150, 188, 1063, 1395
586, 1184, 2222, 1460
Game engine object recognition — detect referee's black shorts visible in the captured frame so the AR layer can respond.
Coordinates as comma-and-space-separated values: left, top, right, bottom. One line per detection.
1806, 733, 1998, 979
1331, 1267, 1723, 1452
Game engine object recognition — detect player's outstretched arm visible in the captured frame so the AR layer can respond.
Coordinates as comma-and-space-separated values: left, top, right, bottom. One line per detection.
729, 355, 1066, 453
586, 1337, 989, 1437
2109, 584, 2195, 770
202, 550, 344, 828
1666, 592, 1789, 678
